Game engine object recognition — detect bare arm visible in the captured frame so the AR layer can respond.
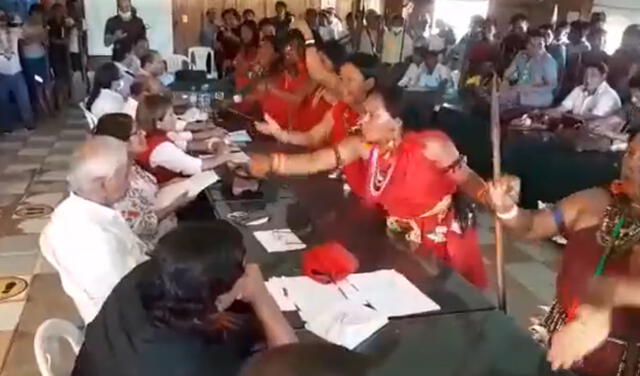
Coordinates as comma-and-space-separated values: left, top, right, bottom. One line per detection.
292, 20, 342, 95
256, 110, 334, 148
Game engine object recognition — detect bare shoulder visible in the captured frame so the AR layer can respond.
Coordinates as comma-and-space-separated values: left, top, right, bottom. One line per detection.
560, 187, 611, 230
419, 131, 459, 167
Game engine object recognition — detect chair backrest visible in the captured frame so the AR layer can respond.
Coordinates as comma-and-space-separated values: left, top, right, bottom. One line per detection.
34, 319, 84, 376
166, 54, 191, 74
78, 102, 97, 131
188, 47, 216, 78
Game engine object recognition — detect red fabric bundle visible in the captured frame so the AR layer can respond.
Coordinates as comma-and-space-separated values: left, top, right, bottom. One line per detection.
303, 242, 359, 284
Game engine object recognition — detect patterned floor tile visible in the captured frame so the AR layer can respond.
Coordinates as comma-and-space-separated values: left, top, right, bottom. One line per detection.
15, 219, 49, 235
0, 255, 37, 277
33, 255, 56, 274
0, 142, 22, 150
16, 149, 48, 158
27, 182, 67, 194
27, 136, 56, 143
0, 331, 13, 371
44, 154, 73, 164
58, 129, 87, 139
0, 196, 20, 209
35, 170, 67, 182
21, 193, 64, 208
505, 261, 556, 304
0, 181, 29, 196
0, 235, 39, 256
51, 140, 81, 150
3, 164, 41, 175
0, 302, 25, 331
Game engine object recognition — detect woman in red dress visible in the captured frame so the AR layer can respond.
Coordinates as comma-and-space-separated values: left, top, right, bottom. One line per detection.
248, 84, 489, 288
488, 134, 640, 376
234, 20, 260, 92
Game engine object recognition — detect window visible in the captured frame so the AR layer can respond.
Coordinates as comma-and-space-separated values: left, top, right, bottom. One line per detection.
592, 1, 640, 54
433, 0, 489, 43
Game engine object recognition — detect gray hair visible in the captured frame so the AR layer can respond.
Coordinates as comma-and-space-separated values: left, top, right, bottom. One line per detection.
67, 136, 128, 195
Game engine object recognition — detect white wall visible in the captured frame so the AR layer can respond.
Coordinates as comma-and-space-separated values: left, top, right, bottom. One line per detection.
593, 0, 640, 53
84, 0, 174, 57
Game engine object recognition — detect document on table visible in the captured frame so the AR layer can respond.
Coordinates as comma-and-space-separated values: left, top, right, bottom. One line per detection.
253, 229, 306, 252
345, 270, 441, 317
155, 171, 220, 210
226, 130, 252, 143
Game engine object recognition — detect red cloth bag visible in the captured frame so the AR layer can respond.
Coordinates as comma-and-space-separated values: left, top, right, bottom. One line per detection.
302, 242, 359, 284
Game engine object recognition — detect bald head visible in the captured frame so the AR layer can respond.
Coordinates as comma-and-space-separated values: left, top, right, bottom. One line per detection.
67, 136, 130, 206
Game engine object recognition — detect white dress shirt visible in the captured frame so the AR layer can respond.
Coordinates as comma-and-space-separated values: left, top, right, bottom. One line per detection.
358, 28, 379, 55
150, 141, 203, 176
90, 89, 125, 120
398, 63, 422, 88
40, 193, 149, 323
416, 63, 451, 90
560, 81, 622, 117
382, 29, 413, 64
122, 97, 138, 118
166, 131, 194, 151
0, 28, 23, 75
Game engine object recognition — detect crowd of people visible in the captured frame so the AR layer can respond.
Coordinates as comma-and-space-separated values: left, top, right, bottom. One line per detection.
18, 0, 640, 375
0, 0, 85, 133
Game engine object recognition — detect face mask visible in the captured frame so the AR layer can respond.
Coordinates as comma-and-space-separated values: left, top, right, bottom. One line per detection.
119, 11, 132, 21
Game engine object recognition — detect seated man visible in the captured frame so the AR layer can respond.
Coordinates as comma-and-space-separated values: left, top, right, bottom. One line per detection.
587, 73, 640, 140
72, 222, 297, 376
137, 49, 171, 96
502, 29, 558, 109
398, 48, 450, 91
40, 136, 149, 324
546, 62, 621, 120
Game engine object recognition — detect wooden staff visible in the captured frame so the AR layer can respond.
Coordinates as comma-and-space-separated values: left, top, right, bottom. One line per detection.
491, 74, 507, 313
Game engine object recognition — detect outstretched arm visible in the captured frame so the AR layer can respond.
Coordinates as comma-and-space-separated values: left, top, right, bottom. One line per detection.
255, 110, 334, 148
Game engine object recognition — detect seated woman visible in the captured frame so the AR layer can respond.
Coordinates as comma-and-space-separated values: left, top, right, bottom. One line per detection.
248, 84, 488, 288
487, 132, 640, 375
93, 113, 189, 248
135, 95, 230, 183
258, 29, 316, 130
87, 62, 126, 120
72, 222, 297, 376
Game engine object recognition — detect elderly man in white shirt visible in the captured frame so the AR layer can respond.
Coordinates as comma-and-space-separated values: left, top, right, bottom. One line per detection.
547, 62, 621, 119
40, 136, 149, 324
381, 15, 413, 65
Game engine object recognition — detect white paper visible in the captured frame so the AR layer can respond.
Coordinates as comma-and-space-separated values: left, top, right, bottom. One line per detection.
265, 278, 297, 312
253, 229, 306, 253
155, 171, 219, 210
305, 300, 388, 350
346, 270, 440, 318
277, 276, 348, 321
227, 130, 252, 143
178, 107, 208, 122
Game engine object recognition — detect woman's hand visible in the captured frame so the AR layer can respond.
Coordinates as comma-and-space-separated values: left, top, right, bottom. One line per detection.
547, 304, 611, 370
487, 175, 521, 214
254, 114, 281, 136
248, 154, 272, 178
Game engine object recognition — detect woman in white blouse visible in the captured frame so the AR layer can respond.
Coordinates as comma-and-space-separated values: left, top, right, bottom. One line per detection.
135, 95, 230, 184
87, 62, 126, 120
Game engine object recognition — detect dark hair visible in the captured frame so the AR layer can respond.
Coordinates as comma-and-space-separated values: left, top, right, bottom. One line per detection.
390, 14, 404, 24
539, 23, 553, 32
243, 9, 255, 18
112, 40, 133, 63
258, 17, 274, 30
368, 82, 404, 120
140, 50, 160, 69
275, 1, 287, 9
570, 20, 589, 37
222, 8, 240, 20
139, 222, 246, 334
556, 20, 569, 30
136, 94, 172, 132
317, 40, 347, 71
591, 11, 606, 24
28, 4, 43, 15
510, 13, 528, 25
240, 343, 372, 376
285, 29, 305, 46
87, 62, 120, 109
93, 113, 133, 141
629, 74, 640, 90
240, 20, 260, 48
343, 53, 382, 82
527, 29, 545, 41
482, 18, 497, 29
585, 61, 609, 76
419, 49, 439, 59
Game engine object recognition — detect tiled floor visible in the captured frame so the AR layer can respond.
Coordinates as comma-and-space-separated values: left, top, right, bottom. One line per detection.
0, 107, 565, 374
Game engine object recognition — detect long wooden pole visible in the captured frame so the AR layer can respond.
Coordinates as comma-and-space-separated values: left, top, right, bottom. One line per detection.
491, 75, 507, 313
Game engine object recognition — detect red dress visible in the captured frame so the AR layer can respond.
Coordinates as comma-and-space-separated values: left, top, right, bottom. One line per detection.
329, 101, 367, 198
260, 62, 309, 129
291, 87, 332, 132
364, 130, 487, 288
136, 132, 182, 184
554, 227, 640, 376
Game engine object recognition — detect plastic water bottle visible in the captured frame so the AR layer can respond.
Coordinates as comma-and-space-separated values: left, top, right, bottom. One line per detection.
189, 86, 198, 108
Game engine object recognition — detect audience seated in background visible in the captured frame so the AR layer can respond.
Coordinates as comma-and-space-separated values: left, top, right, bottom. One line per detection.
447, 15, 484, 74
122, 80, 149, 118
135, 95, 229, 183
588, 74, 640, 140
381, 15, 413, 65
94, 114, 187, 248
467, 19, 500, 80
240, 343, 372, 376
398, 48, 450, 91
130, 37, 150, 74
501, 13, 529, 69
111, 40, 138, 98
564, 21, 591, 93
584, 27, 609, 67
138, 49, 170, 95
40, 136, 149, 324
502, 29, 558, 109
546, 62, 621, 119
72, 222, 298, 376
87, 63, 126, 120
608, 24, 640, 101
217, 9, 242, 76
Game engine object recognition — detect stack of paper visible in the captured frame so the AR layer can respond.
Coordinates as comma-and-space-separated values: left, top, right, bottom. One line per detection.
253, 229, 306, 252
155, 171, 219, 210
227, 130, 252, 143
264, 270, 440, 349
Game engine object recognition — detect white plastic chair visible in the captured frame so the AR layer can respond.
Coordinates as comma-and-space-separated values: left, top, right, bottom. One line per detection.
188, 47, 217, 78
78, 101, 97, 131
34, 319, 84, 376
166, 54, 192, 74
